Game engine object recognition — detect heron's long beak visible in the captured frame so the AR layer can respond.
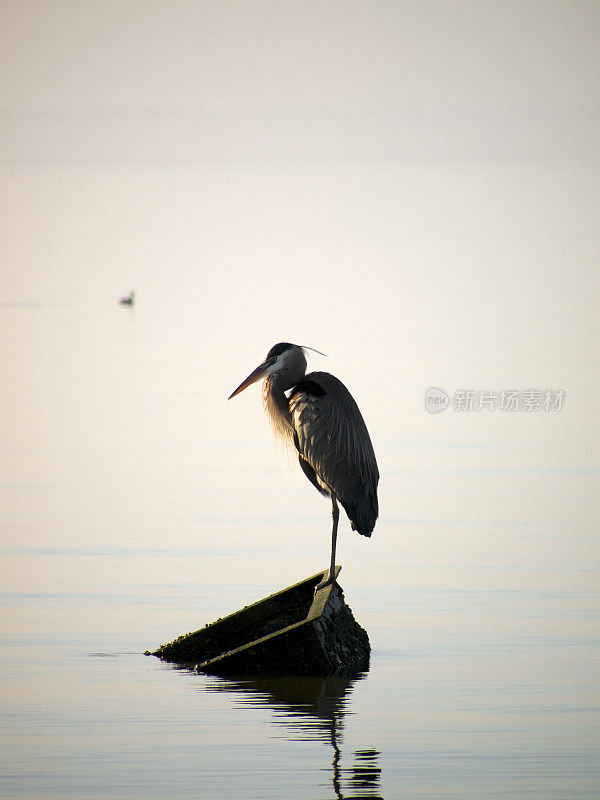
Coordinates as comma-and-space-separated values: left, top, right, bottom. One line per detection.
228, 361, 270, 399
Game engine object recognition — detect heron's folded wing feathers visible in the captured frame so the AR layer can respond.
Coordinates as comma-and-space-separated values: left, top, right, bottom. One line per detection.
289, 372, 379, 535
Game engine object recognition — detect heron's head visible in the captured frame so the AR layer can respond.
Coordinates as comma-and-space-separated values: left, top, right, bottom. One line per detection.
228, 342, 323, 399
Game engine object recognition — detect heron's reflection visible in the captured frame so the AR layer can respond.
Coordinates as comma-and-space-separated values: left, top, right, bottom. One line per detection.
204, 674, 383, 800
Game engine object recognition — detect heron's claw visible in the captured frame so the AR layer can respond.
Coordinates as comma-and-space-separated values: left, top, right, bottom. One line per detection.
313, 571, 336, 596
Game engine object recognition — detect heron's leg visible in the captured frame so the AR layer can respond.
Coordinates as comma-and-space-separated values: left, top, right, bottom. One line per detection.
329, 493, 339, 583
316, 494, 339, 592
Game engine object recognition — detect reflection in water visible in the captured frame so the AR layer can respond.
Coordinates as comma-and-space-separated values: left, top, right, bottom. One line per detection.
204, 674, 383, 799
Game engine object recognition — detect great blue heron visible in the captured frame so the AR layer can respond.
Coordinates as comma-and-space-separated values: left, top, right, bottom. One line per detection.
228, 342, 379, 589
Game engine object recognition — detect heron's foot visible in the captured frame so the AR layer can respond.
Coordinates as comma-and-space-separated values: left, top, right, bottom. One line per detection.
313, 570, 336, 596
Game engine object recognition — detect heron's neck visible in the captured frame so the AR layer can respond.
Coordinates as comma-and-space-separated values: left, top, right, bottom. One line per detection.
263, 376, 294, 442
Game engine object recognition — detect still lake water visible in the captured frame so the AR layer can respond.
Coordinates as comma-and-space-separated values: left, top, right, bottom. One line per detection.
1, 163, 599, 798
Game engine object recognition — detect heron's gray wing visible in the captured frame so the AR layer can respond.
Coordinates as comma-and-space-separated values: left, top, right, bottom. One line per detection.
289, 372, 379, 536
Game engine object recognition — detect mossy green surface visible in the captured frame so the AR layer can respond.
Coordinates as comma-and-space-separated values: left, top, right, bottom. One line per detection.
149, 567, 370, 677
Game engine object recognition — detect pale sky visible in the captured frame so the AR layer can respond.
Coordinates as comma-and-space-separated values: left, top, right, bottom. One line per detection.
2, 0, 599, 437
3, 0, 600, 165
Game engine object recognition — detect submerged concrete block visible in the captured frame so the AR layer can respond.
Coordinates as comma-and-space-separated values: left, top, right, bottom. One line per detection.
149, 568, 370, 677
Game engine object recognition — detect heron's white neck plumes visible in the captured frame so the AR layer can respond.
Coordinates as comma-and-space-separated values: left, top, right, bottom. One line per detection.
261, 345, 307, 443
262, 377, 294, 443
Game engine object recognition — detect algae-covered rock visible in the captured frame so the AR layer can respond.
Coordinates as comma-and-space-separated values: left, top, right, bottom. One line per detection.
149, 568, 370, 677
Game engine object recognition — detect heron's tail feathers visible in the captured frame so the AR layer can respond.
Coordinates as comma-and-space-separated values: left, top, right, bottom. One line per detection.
351, 521, 373, 538
341, 492, 378, 537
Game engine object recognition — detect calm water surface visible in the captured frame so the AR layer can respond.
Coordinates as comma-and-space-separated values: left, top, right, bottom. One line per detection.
1, 170, 599, 800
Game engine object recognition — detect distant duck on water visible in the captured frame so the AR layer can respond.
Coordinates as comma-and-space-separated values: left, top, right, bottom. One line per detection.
119, 291, 135, 306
